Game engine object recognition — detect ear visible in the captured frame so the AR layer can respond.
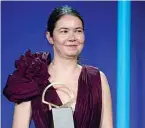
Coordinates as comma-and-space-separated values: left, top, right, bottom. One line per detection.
46, 32, 54, 45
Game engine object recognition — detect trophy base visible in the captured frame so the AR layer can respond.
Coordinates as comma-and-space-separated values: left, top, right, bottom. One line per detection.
51, 107, 75, 128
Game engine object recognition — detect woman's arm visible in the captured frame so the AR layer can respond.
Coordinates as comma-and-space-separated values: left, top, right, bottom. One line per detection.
12, 101, 32, 128
99, 71, 113, 128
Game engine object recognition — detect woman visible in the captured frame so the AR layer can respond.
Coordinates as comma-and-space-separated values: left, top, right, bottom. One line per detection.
3, 5, 113, 128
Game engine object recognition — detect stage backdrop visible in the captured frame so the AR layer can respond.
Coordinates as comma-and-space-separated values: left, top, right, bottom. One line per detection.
1, 1, 145, 128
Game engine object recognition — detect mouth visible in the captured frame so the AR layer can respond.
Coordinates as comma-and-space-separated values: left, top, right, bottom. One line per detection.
65, 45, 78, 47
65, 45, 78, 51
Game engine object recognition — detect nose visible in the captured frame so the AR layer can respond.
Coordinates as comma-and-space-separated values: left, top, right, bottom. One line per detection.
68, 31, 76, 42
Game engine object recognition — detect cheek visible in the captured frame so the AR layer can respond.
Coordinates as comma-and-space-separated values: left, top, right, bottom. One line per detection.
78, 35, 85, 44
80, 43, 84, 49
54, 35, 68, 45
77, 44, 84, 55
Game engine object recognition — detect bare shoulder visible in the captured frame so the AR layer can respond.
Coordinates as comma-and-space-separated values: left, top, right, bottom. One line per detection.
100, 71, 110, 92
99, 71, 112, 104
99, 71, 113, 128
100, 71, 108, 82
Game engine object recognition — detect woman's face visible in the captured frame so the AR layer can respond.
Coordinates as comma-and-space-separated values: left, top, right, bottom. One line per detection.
47, 14, 85, 59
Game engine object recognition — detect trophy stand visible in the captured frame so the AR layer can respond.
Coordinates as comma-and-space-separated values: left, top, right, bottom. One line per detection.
42, 83, 75, 128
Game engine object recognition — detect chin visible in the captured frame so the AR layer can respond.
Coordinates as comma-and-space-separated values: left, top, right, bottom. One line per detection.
66, 52, 79, 58
64, 48, 82, 58
67, 50, 79, 54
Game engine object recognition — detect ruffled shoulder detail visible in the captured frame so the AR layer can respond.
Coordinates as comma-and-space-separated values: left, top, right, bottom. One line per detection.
3, 49, 51, 103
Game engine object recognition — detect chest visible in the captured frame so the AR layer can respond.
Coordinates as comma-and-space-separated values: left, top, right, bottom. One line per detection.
52, 80, 79, 111
47, 67, 82, 111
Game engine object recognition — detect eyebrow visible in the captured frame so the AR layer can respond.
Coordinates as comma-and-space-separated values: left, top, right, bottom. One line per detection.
75, 27, 83, 30
57, 27, 83, 30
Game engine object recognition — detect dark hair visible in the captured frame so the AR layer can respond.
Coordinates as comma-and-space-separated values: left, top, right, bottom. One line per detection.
46, 5, 84, 37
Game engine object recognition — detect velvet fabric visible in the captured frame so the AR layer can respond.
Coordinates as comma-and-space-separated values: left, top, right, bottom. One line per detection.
3, 50, 102, 128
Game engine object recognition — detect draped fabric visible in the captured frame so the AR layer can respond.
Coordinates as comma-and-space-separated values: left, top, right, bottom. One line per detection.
3, 50, 102, 128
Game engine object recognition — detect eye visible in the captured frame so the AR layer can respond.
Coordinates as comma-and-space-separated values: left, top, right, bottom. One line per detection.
60, 30, 68, 33
75, 29, 83, 33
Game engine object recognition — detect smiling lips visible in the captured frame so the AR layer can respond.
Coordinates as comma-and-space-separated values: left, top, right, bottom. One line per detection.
66, 45, 78, 48
65, 45, 78, 47
67, 45, 78, 46
65, 45, 78, 50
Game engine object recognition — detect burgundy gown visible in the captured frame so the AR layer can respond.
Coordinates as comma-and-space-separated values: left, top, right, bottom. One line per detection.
3, 50, 102, 128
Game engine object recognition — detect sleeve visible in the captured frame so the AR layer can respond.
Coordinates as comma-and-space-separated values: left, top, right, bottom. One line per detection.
3, 50, 51, 104
3, 71, 40, 103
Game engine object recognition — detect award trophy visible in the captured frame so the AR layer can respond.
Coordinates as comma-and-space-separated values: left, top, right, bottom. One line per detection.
42, 83, 75, 128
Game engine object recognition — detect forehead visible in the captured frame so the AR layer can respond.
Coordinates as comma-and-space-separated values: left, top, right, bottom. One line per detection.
55, 15, 83, 29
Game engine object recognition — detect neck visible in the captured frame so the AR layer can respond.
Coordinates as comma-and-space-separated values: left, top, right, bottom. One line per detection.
50, 55, 79, 73
48, 53, 82, 84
